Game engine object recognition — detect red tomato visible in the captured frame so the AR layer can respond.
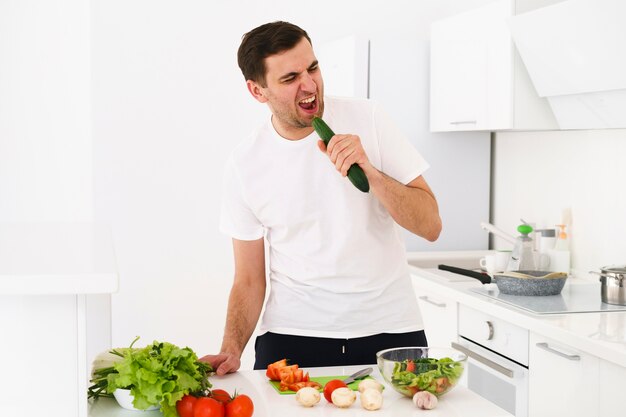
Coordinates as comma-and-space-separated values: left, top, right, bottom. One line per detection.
194, 397, 224, 417
225, 394, 254, 417
211, 389, 231, 405
406, 360, 416, 373
323, 379, 348, 403
176, 395, 197, 417
284, 381, 323, 392
265, 359, 288, 380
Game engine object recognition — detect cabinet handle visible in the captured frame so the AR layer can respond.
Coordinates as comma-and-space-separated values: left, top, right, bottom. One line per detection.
449, 120, 477, 125
451, 341, 514, 378
535, 342, 581, 361
418, 296, 446, 308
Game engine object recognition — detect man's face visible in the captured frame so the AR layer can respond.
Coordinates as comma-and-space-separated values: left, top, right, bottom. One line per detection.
248, 38, 324, 140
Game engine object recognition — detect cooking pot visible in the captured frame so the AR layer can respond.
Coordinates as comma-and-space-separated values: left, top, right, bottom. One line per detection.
591, 265, 626, 306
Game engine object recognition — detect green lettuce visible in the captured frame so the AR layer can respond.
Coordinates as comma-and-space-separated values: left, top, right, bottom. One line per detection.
105, 337, 212, 417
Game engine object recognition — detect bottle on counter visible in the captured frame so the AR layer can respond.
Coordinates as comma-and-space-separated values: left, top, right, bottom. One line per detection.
507, 224, 536, 271
548, 224, 570, 273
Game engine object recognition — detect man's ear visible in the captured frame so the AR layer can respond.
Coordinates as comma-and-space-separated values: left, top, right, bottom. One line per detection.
246, 80, 268, 103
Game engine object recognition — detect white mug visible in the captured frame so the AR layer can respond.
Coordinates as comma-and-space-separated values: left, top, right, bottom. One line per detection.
495, 250, 511, 272
480, 255, 497, 275
534, 252, 551, 270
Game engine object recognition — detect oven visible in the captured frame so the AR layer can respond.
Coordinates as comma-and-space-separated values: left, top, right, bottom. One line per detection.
453, 305, 529, 417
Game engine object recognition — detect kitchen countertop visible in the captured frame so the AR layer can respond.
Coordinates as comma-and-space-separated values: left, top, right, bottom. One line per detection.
88, 365, 512, 417
408, 256, 626, 368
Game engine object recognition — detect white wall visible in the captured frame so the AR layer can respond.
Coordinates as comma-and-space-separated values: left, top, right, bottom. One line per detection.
492, 128, 626, 278
0, 0, 92, 221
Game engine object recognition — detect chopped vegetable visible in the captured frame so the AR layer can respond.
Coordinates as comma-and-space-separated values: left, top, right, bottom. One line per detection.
391, 357, 463, 396
266, 358, 318, 391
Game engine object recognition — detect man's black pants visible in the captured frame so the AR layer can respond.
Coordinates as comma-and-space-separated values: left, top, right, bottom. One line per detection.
253, 330, 428, 369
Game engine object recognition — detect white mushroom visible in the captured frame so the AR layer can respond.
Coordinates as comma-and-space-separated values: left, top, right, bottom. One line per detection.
331, 387, 356, 408
358, 379, 384, 393
360, 387, 383, 411
295, 387, 320, 407
413, 391, 438, 410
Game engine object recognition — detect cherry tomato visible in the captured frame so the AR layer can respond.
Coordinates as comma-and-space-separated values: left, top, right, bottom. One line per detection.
211, 389, 231, 405
176, 395, 197, 417
323, 379, 348, 403
225, 394, 254, 417
194, 397, 224, 417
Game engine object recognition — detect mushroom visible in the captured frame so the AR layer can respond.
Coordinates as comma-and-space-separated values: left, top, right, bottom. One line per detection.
331, 387, 356, 408
358, 379, 384, 393
360, 387, 383, 411
295, 387, 321, 407
413, 391, 438, 410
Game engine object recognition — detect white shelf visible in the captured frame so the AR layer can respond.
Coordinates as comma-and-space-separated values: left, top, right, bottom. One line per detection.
0, 222, 118, 294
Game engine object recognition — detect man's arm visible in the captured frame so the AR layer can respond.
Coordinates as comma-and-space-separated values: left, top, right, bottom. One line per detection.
199, 237, 266, 375
319, 135, 442, 241
367, 171, 441, 241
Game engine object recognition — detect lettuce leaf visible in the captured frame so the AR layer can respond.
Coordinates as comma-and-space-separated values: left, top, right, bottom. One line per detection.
106, 338, 212, 417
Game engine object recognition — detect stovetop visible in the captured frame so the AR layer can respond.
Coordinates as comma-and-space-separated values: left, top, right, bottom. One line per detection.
471, 283, 626, 314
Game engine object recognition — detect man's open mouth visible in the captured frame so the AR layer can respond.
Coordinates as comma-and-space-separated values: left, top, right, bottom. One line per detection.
298, 95, 317, 111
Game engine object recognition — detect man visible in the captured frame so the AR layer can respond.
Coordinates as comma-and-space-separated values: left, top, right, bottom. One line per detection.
201, 21, 441, 375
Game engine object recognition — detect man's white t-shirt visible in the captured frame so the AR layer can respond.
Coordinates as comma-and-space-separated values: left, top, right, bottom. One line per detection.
220, 96, 428, 338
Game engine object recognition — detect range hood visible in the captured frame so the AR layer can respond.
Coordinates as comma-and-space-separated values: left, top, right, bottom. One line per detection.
507, 0, 626, 129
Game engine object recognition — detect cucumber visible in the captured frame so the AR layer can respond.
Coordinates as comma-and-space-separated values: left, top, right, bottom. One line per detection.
312, 117, 370, 193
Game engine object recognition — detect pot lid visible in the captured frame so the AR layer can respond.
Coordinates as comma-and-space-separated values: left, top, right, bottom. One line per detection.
601, 265, 626, 274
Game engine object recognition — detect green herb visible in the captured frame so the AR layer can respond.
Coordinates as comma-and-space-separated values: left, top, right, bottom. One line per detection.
88, 336, 213, 417
391, 357, 464, 396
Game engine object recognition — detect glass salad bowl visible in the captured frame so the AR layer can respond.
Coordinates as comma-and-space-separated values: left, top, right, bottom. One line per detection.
376, 347, 467, 398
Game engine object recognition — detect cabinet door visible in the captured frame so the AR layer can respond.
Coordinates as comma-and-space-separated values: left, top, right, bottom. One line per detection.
529, 333, 599, 417
599, 359, 626, 417
412, 278, 458, 349
430, 0, 514, 132
430, 12, 488, 131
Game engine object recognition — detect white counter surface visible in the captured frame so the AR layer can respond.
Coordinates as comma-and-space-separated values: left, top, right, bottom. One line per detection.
409, 263, 626, 368
88, 365, 512, 417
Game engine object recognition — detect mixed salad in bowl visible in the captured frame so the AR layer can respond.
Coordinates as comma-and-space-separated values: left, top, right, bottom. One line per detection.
376, 347, 466, 397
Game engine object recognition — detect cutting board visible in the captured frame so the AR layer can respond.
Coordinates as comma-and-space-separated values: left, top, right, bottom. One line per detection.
269, 375, 372, 395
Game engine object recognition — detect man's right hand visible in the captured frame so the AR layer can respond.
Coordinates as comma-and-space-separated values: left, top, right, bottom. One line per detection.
199, 353, 241, 376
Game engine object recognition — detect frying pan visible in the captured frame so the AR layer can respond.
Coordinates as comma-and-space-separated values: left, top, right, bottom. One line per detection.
438, 265, 567, 296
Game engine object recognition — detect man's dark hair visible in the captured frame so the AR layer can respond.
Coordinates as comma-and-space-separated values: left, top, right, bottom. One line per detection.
237, 21, 312, 87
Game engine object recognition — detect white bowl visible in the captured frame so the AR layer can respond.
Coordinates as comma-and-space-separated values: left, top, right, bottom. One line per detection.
113, 389, 159, 411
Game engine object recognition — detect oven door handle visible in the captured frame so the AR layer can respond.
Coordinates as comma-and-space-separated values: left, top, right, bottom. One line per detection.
451, 342, 515, 378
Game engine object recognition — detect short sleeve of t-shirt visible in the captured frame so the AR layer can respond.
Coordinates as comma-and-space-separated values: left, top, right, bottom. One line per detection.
373, 102, 430, 185
219, 155, 264, 240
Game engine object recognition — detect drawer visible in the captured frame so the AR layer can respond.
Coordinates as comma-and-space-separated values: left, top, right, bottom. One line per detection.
458, 304, 529, 366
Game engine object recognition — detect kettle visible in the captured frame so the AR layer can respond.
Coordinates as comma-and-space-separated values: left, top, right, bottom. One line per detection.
507, 224, 536, 271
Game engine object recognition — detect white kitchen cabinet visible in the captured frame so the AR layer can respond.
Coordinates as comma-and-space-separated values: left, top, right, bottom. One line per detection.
412, 277, 458, 349
429, 0, 558, 132
528, 332, 599, 417
0, 223, 117, 417
599, 359, 626, 417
